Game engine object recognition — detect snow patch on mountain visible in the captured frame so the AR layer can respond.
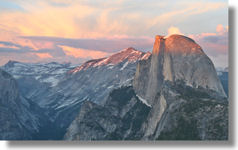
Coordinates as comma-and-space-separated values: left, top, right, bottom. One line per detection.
2, 61, 75, 87
69, 47, 151, 74
136, 95, 152, 107
120, 61, 129, 71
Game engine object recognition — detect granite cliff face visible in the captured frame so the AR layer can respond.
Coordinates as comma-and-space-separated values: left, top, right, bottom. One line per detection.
133, 35, 226, 106
132, 35, 227, 139
65, 34, 228, 140
0, 69, 45, 140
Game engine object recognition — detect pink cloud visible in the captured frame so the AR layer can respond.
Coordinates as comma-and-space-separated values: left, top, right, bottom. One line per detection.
189, 24, 228, 55
59, 45, 112, 59
166, 26, 184, 37
35, 53, 53, 58
0, 44, 19, 49
188, 24, 228, 67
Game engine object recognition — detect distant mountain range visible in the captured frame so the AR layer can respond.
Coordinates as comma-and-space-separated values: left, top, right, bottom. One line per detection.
0, 34, 228, 140
1, 47, 151, 139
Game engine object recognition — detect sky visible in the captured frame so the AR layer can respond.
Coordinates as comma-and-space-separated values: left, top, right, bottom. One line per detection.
0, 0, 228, 68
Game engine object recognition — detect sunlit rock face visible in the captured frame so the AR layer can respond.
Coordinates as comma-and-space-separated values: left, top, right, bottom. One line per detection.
133, 34, 226, 106
164, 35, 225, 97
133, 34, 227, 140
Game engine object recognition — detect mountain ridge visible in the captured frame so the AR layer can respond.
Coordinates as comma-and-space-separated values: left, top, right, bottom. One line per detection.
64, 34, 228, 140
69, 47, 151, 74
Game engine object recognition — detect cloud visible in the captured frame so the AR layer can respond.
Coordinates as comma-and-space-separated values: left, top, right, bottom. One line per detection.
35, 53, 53, 58
0, 41, 34, 53
19, 36, 154, 52
189, 24, 228, 54
0, 40, 63, 60
216, 24, 224, 33
189, 24, 228, 67
167, 26, 183, 36
0, 33, 155, 66
0, 41, 20, 47
0, 0, 227, 41
0, 23, 228, 68
148, 1, 226, 30
0, 1, 95, 39
0, 35, 154, 65
216, 24, 228, 35
0, 0, 228, 67
0, 43, 19, 49
60, 45, 111, 59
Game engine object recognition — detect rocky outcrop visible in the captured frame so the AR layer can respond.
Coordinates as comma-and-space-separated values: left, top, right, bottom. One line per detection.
65, 34, 228, 140
156, 83, 228, 140
0, 69, 42, 140
133, 35, 226, 106
65, 82, 228, 140
64, 86, 151, 140
134, 34, 227, 140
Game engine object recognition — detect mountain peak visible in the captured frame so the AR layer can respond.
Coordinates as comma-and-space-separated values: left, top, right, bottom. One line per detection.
4, 60, 20, 68
69, 48, 151, 73
121, 47, 137, 52
134, 34, 226, 105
